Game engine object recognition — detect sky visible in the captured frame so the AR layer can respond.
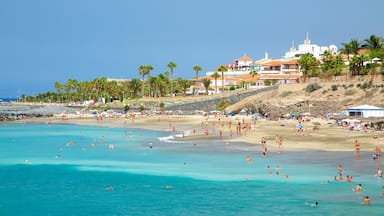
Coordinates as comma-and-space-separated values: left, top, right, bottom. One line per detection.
0, 0, 383, 98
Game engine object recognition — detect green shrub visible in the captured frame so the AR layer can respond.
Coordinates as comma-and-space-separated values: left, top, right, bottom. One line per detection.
361, 82, 368, 89
264, 80, 271, 86
305, 83, 321, 93
280, 91, 292, 97
217, 99, 230, 111
342, 98, 353, 104
124, 104, 130, 113
348, 84, 354, 88
138, 104, 145, 112
331, 85, 338, 91
229, 86, 236, 91
344, 89, 356, 96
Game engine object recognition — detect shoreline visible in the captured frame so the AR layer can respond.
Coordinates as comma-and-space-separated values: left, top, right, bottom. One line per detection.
9, 113, 384, 153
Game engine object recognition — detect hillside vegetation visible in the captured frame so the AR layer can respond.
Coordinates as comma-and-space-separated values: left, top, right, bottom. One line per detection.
225, 79, 384, 118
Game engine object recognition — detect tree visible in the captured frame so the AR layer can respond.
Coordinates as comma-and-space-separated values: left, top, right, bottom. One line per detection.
249, 70, 258, 86
177, 78, 191, 95
298, 53, 319, 78
157, 73, 169, 97
349, 39, 362, 55
129, 78, 142, 98
211, 72, 220, 93
217, 65, 228, 91
54, 81, 62, 94
138, 65, 150, 97
340, 39, 362, 60
149, 76, 159, 97
54, 81, 63, 102
363, 35, 383, 51
349, 54, 369, 76
146, 65, 154, 96
193, 65, 202, 79
202, 78, 211, 95
167, 61, 177, 96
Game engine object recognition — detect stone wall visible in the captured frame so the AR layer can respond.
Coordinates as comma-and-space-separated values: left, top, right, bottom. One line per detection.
168, 86, 278, 112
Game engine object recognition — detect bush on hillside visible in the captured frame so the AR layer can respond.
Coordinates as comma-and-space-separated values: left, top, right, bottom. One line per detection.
331, 85, 338, 91
280, 91, 292, 97
217, 99, 230, 111
305, 83, 321, 93
344, 89, 356, 96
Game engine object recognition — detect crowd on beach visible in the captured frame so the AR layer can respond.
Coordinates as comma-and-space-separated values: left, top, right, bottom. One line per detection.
15, 105, 384, 207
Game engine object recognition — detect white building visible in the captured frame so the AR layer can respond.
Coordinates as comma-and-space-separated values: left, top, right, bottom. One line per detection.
346, 104, 384, 118
283, 33, 338, 59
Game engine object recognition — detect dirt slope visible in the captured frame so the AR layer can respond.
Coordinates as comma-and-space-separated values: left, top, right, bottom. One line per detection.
225, 82, 384, 117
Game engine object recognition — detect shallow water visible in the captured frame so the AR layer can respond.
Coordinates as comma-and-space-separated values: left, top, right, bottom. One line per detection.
0, 123, 383, 215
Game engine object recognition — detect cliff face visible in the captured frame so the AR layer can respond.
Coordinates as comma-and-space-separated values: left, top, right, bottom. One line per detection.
225, 82, 384, 117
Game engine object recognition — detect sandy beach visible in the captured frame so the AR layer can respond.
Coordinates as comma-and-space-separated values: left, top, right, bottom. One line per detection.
16, 113, 384, 153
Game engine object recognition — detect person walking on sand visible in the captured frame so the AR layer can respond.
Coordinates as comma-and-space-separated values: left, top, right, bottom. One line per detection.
377, 167, 382, 179
354, 140, 360, 152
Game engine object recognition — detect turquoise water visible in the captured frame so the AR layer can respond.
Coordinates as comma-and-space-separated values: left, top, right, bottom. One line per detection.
0, 123, 383, 215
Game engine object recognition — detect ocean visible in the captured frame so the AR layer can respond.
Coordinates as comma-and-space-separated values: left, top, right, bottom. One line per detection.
0, 123, 383, 215
0, 98, 17, 103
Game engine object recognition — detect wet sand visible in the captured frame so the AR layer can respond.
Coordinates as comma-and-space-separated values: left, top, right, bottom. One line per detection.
15, 113, 384, 153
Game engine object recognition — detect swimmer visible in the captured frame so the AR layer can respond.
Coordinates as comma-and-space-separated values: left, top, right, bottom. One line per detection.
354, 184, 362, 192
377, 168, 382, 179
305, 201, 319, 207
246, 155, 252, 164
275, 165, 280, 175
164, 185, 173, 189
55, 155, 61, 159
108, 144, 115, 150
362, 196, 370, 205
337, 164, 343, 174
149, 142, 153, 149
105, 185, 113, 191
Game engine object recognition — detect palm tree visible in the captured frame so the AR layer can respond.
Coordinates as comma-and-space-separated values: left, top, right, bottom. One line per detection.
129, 78, 142, 98
298, 53, 319, 78
157, 73, 169, 97
340, 39, 361, 60
138, 65, 149, 97
363, 35, 383, 51
202, 78, 211, 95
340, 42, 352, 60
149, 76, 159, 97
217, 65, 228, 91
193, 65, 202, 79
249, 70, 258, 86
167, 61, 177, 96
177, 78, 191, 95
146, 65, 154, 97
211, 72, 220, 93
349, 39, 362, 55
54, 81, 62, 102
